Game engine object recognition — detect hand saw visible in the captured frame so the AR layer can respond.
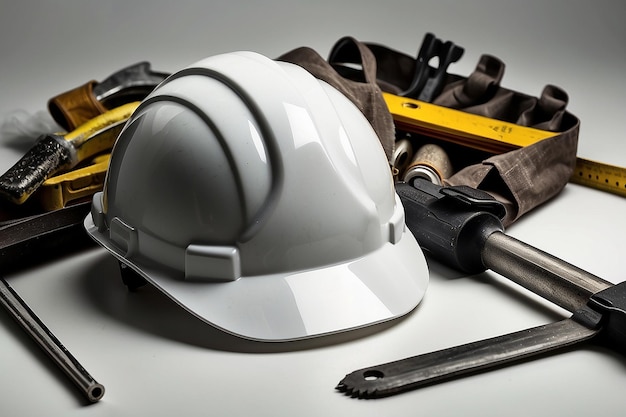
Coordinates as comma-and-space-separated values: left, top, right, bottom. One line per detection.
384, 93, 626, 198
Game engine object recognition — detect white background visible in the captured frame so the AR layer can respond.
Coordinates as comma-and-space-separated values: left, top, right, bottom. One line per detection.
1, 1, 625, 416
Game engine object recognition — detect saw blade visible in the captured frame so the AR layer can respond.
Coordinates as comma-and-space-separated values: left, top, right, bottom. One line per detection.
336, 317, 598, 398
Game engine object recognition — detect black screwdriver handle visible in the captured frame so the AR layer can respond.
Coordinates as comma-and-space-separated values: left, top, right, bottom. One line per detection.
396, 180, 504, 274
396, 180, 613, 313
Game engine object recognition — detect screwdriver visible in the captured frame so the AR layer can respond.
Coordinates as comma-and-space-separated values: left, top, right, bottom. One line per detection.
337, 179, 621, 398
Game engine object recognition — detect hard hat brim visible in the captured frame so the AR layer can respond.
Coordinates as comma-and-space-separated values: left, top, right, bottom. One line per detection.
84, 213, 429, 342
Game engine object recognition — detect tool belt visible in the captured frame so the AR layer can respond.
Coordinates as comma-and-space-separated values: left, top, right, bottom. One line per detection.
279, 36, 579, 227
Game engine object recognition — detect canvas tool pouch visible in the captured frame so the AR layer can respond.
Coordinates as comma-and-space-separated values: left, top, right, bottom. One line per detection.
278, 36, 580, 227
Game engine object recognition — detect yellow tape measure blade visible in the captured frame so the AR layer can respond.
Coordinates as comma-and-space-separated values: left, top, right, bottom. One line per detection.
571, 158, 626, 197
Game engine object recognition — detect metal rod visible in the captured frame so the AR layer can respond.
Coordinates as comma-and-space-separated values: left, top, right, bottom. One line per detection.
0, 277, 104, 402
482, 231, 613, 313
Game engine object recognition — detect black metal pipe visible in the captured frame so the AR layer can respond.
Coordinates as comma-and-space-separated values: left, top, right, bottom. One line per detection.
0, 277, 104, 402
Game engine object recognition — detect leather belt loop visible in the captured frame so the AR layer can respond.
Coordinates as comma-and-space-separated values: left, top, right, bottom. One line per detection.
433, 54, 505, 108
47, 81, 108, 131
459, 55, 505, 105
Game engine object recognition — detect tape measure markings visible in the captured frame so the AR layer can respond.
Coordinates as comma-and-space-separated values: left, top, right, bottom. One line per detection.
571, 158, 626, 197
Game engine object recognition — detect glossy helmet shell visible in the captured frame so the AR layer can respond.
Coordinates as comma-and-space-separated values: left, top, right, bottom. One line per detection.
85, 51, 428, 341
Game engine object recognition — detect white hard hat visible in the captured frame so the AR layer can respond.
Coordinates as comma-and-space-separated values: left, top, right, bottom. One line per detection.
84, 51, 429, 341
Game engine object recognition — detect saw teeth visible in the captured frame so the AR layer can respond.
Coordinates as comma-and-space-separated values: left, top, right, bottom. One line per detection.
336, 382, 355, 397
336, 382, 379, 399
335, 382, 357, 397
360, 388, 378, 399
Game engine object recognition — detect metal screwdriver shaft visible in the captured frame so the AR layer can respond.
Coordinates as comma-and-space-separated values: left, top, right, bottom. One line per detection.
482, 231, 612, 313
0, 278, 104, 402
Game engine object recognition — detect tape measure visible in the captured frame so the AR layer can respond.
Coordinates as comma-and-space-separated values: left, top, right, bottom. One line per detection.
384, 93, 626, 197
571, 158, 626, 197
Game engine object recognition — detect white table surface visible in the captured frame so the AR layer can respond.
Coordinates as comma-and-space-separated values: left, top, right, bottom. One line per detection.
1, 1, 625, 416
